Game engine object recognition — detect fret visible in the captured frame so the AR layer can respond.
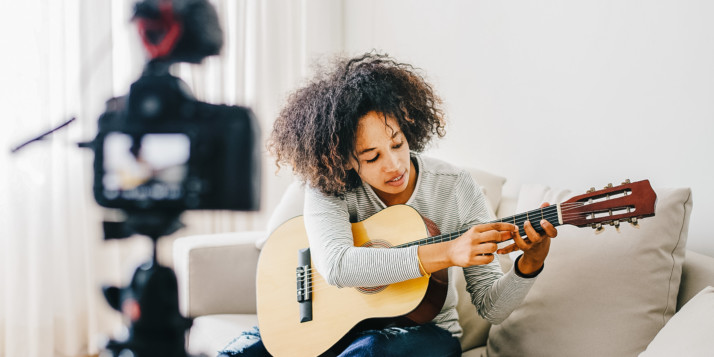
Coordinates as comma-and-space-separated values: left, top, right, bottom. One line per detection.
396, 205, 561, 248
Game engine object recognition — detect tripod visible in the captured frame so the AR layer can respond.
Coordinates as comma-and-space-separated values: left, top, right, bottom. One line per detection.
102, 211, 201, 357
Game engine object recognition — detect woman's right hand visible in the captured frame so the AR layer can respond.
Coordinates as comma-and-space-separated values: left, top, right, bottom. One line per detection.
447, 223, 517, 267
417, 223, 517, 274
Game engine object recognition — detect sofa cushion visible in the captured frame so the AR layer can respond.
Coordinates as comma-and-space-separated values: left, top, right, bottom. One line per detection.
639, 286, 714, 356
677, 250, 714, 309
487, 185, 692, 357
464, 167, 506, 217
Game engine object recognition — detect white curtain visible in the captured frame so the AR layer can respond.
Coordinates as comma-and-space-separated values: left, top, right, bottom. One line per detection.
0, 1, 342, 356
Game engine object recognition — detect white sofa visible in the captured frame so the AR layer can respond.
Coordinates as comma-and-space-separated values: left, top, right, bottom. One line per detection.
174, 169, 714, 356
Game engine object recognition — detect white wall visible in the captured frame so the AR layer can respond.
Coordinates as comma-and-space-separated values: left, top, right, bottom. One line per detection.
341, 0, 714, 256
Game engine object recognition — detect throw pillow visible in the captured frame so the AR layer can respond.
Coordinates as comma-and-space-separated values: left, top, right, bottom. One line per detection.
639, 286, 714, 356
487, 185, 693, 357
464, 167, 507, 216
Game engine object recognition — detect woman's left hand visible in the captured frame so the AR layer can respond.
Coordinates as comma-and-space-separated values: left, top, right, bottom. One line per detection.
496, 202, 558, 275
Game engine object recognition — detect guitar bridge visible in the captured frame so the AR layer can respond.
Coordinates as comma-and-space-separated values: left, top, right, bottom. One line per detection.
296, 265, 311, 302
296, 248, 313, 323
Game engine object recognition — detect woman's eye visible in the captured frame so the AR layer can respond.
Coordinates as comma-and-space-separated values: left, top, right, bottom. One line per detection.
393, 141, 404, 149
366, 155, 379, 163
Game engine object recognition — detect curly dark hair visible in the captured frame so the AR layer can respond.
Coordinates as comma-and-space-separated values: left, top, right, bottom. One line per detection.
268, 52, 446, 195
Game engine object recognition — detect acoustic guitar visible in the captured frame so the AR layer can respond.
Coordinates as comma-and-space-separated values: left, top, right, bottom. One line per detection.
256, 179, 657, 357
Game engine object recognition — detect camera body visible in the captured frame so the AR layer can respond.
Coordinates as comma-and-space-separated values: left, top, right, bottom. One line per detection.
92, 65, 261, 212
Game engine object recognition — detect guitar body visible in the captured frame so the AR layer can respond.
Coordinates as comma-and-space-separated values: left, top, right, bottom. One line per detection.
256, 205, 448, 357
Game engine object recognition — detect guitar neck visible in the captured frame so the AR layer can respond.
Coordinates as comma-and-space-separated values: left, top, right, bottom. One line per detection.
396, 204, 562, 248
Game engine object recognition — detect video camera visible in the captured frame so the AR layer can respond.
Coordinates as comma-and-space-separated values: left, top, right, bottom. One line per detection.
85, 1, 261, 356
93, 69, 261, 214
9, 1, 260, 355
92, 0, 260, 215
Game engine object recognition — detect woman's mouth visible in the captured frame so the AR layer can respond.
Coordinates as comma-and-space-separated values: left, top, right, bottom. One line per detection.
386, 172, 406, 186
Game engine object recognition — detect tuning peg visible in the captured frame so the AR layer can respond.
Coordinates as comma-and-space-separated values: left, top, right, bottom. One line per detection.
587, 187, 596, 193
604, 183, 613, 189
592, 223, 604, 234
630, 217, 640, 229
621, 179, 631, 185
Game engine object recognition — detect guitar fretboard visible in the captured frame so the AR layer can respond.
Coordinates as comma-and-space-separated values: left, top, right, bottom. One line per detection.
395, 204, 561, 248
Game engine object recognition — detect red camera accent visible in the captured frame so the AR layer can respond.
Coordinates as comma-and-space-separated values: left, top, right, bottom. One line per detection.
137, 2, 182, 59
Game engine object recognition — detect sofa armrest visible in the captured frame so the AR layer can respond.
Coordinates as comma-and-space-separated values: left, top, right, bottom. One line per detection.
173, 231, 265, 318
677, 249, 714, 310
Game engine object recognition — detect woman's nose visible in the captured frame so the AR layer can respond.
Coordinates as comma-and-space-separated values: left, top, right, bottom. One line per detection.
382, 151, 400, 171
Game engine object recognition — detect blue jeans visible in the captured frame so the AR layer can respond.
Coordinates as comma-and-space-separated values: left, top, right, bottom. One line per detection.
217, 324, 461, 357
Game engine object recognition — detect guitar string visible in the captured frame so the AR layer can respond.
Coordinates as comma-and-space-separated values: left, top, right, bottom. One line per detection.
295, 206, 590, 286
299, 216, 621, 294
296, 211, 569, 286
295, 202, 618, 280
295, 202, 635, 289
299, 218, 630, 296
407, 202, 616, 246
297, 210, 568, 294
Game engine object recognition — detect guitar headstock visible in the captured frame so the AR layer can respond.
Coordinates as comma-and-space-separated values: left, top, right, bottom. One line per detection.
561, 179, 656, 231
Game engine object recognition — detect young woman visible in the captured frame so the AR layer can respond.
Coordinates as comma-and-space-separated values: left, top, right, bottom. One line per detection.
219, 53, 557, 357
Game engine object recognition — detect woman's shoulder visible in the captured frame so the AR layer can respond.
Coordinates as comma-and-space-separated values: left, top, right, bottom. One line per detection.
415, 154, 470, 180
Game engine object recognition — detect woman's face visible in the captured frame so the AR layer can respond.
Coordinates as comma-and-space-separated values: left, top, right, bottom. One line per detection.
349, 111, 416, 205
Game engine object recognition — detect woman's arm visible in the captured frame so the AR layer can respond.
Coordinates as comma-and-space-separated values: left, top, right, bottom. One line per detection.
303, 186, 423, 288
442, 171, 537, 324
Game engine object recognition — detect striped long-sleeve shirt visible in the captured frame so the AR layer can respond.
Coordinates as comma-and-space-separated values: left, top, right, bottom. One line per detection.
303, 153, 537, 337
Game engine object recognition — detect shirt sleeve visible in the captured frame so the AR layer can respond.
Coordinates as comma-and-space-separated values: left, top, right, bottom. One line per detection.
303, 186, 423, 288
457, 171, 537, 324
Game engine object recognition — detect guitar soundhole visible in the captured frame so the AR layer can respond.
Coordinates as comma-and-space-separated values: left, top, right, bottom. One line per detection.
355, 240, 392, 294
